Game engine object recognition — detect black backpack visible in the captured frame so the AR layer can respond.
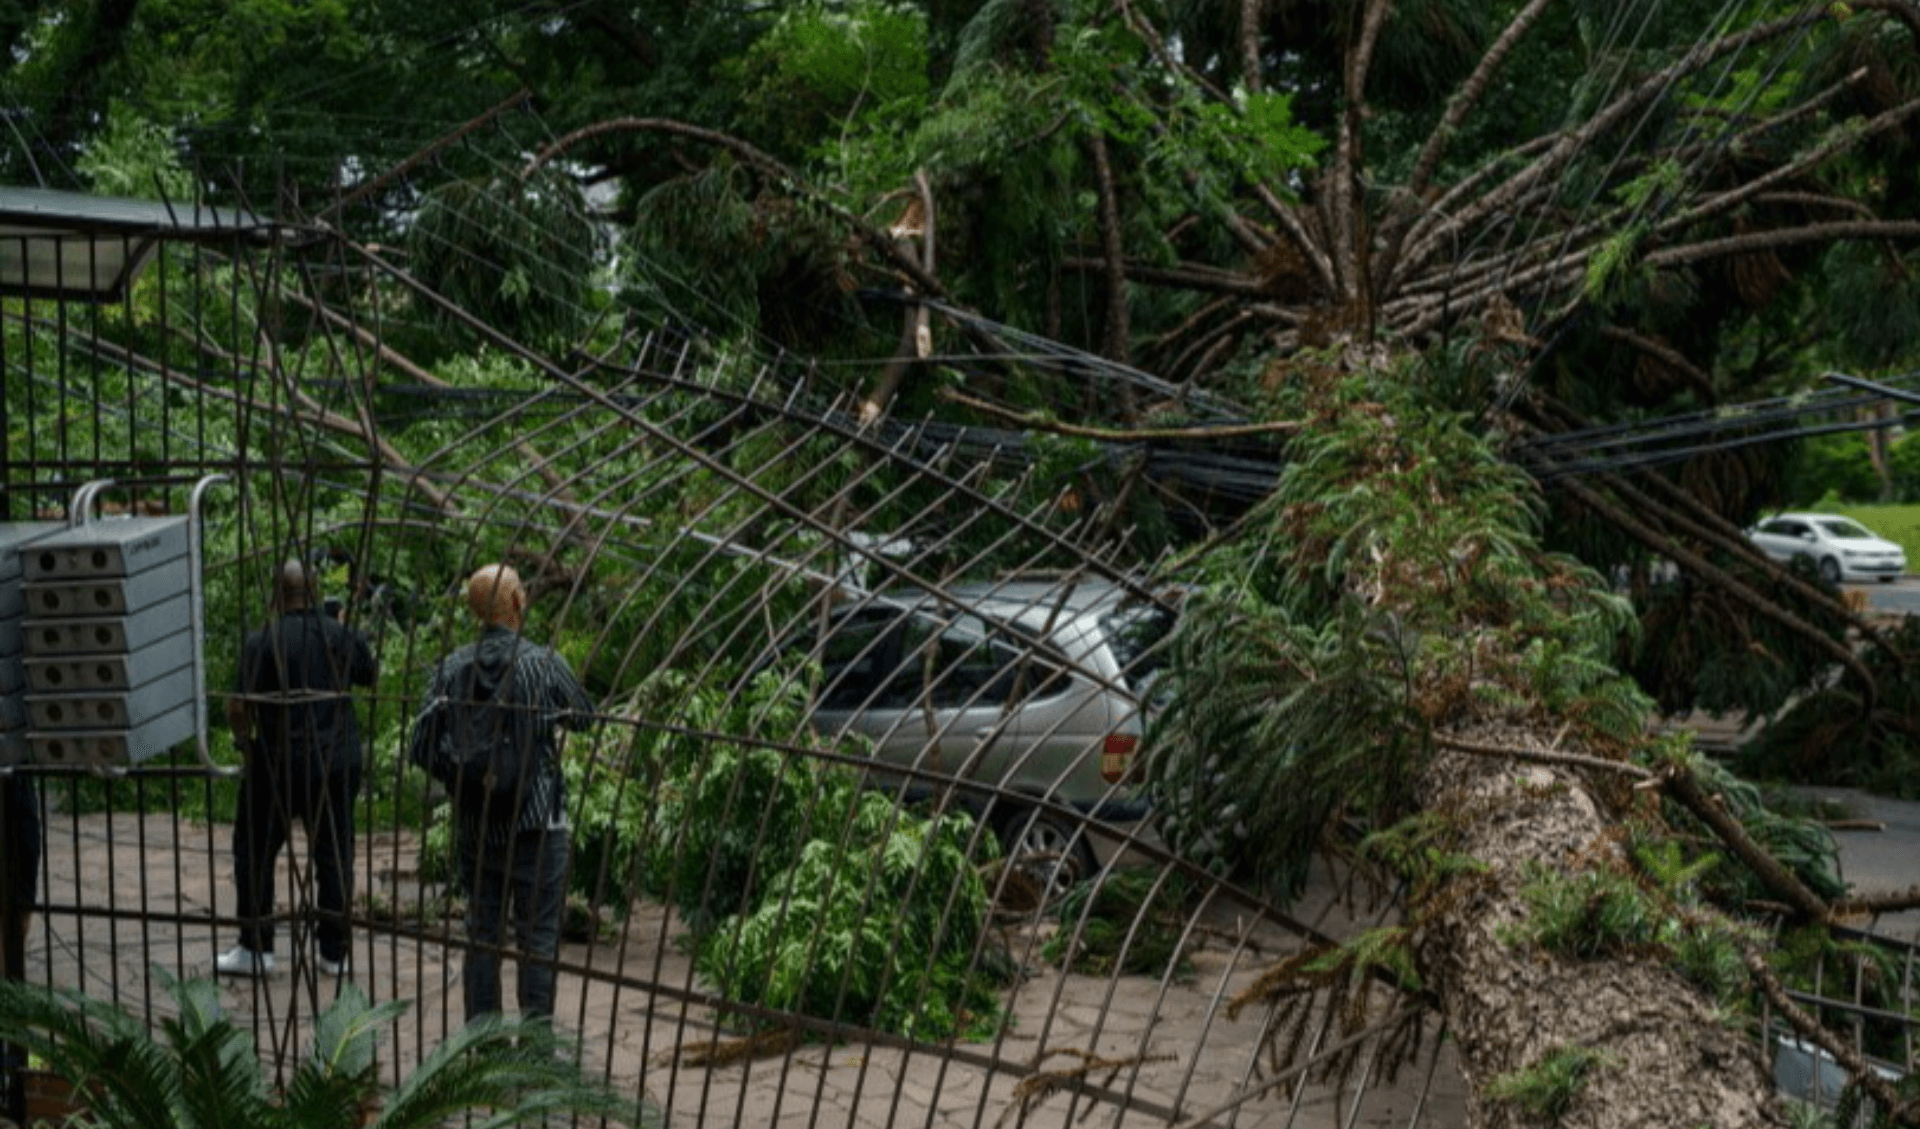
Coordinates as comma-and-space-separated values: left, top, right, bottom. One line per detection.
412, 658, 542, 819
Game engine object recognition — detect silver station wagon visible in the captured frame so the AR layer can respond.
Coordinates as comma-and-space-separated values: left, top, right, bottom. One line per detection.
783, 577, 1182, 896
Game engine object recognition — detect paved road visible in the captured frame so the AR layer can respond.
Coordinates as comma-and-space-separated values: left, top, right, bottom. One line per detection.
1860, 575, 1920, 616
1795, 786, 1920, 941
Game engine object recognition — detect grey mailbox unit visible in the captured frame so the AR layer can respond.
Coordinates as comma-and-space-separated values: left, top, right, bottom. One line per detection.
20, 515, 198, 765
0, 522, 63, 766
3, 475, 225, 769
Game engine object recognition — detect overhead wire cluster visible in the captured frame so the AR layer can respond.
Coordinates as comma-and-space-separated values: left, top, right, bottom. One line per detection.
1514, 369, 1920, 483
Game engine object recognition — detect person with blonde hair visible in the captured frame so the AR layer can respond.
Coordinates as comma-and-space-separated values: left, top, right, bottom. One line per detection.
410, 564, 595, 1022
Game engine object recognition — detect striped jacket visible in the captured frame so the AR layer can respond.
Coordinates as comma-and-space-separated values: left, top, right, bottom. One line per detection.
413, 625, 595, 846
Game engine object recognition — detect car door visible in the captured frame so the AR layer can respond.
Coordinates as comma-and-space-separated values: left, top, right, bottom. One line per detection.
805, 604, 1020, 797
1752, 519, 1809, 563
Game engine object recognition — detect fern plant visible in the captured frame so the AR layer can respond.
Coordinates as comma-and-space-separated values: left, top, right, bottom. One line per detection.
0, 968, 649, 1129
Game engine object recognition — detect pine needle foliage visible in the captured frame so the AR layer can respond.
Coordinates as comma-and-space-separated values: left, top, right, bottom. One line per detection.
1486, 1044, 1616, 1121
1356, 811, 1489, 903
1509, 863, 1670, 961
1147, 368, 1646, 893
1225, 927, 1428, 1097
1740, 614, 1920, 800
626, 158, 863, 360
1041, 867, 1195, 978
1646, 752, 1846, 906
1626, 555, 1850, 720
1505, 842, 1769, 1010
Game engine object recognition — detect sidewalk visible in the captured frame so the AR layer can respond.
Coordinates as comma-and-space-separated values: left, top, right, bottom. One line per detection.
12, 760, 1912, 1126
12, 811, 1469, 1129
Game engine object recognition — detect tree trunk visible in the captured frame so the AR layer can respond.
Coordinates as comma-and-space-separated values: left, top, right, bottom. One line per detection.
1418, 728, 1786, 1128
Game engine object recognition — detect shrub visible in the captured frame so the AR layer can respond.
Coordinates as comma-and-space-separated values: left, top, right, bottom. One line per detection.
1888, 434, 1920, 503
694, 792, 1005, 1041
1785, 432, 1882, 504
644, 742, 860, 930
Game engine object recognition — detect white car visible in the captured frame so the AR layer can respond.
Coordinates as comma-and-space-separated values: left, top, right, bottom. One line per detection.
1746, 513, 1908, 584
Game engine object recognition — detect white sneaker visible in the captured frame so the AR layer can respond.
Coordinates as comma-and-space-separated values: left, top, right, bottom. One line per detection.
214, 945, 275, 976
316, 953, 349, 977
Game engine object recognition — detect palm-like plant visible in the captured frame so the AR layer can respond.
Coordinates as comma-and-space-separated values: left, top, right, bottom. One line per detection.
0, 969, 653, 1129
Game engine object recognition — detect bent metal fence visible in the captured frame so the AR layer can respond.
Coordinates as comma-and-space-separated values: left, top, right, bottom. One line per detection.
0, 188, 1909, 1129
0, 188, 1465, 1129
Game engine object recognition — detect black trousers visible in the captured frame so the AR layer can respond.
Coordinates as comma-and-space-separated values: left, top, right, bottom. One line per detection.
231, 756, 361, 961
2, 774, 40, 975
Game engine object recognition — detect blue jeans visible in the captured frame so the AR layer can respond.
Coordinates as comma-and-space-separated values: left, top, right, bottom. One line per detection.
457, 823, 569, 1022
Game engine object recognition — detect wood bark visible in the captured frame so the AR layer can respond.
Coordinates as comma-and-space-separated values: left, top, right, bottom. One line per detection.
1418, 727, 1789, 1128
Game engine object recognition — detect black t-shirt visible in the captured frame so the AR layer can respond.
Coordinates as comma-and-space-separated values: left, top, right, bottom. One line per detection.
235, 610, 378, 770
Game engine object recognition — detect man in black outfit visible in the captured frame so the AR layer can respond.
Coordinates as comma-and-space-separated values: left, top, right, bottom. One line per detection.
220, 558, 377, 977
2, 771, 37, 977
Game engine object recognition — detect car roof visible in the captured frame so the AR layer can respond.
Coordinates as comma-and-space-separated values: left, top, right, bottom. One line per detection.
948, 576, 1182, 607
1765, 512, 1887, 531
836, 577, 1170, 654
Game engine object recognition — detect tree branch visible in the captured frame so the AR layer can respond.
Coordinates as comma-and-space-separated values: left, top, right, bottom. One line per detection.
1646, 220, 1920, 270
1060, 258, 1271, 298
1396, 9, 1826, 283
1661, 764, 1831, 920
936, 388, 1301, 440
1089, 131, 1133, 365
1430, 733, 1653, 780
1744, 950, 1920, 1126
1597, 325, 1717, 400
1382, 0, 1554, 258
1240, 0, 1264, 93
520, 116, 955, 303
280, 286, 577, 504
1831, 885, 1920, 917
1328, 0, 1391, 304
863, 171, 937, 422
1549, 470, 1880, 710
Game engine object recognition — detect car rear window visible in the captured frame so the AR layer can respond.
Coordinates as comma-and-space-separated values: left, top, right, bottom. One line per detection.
1103, 602, 1179, 689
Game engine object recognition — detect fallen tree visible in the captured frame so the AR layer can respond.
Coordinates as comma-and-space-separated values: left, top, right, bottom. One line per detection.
1148, 361, 1914, 1127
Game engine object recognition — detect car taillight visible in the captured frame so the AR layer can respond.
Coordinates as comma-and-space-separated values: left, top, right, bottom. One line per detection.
1103, 733, 1137, 783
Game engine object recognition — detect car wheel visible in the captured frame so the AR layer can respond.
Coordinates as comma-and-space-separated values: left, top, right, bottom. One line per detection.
994, 807, 1096, 907
1819, 556, 1842, 585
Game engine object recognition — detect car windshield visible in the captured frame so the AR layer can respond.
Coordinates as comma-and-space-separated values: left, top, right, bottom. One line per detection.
1816, 518, 1876, 540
